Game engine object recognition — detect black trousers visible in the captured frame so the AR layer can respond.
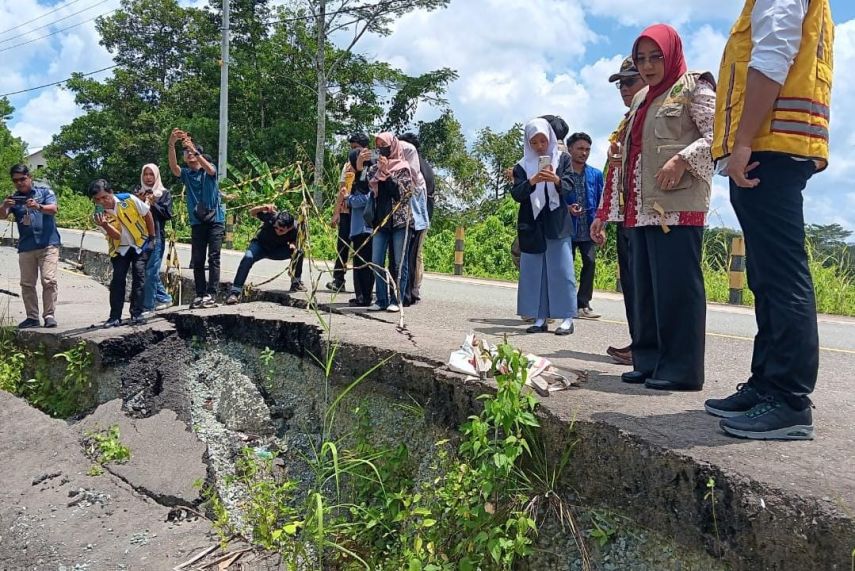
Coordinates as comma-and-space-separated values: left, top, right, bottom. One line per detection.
629, 225, 705, 388
110, 248, 150, 320
572, 240, 597, 308
617, 224, 635, 340
730, 153, 818, 409
404, 228, 424, 305
333, 213, 351, 285
351, 232, 374, 303
191, 222, 224, 297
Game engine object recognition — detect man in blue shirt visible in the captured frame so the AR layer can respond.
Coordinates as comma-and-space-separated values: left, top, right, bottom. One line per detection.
0, 165, 61, 328
168, 128, 225, 308
566, 133, 604, 319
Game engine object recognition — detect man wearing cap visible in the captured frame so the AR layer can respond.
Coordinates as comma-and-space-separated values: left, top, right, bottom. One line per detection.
590, 56, 646, 366
705, 0, 833, 440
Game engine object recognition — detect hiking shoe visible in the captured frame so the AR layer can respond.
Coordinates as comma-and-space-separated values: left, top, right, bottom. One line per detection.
200, 295, 218, 308
326, 281, 346, 292
577, 307, 601, 319
190, 296, 204, 309
43, 316, 58, 329
225, 293, 240, 305
719, 398, 814, 441
102, 318, 122, 328
290, 281, 307, 293
705, 383, 763, 418
18, 318, 40, 329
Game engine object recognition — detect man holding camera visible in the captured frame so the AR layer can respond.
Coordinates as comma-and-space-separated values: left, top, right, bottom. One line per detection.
225, 204, 304, 305
168, 128, 225, 309
1, 164, 61, 329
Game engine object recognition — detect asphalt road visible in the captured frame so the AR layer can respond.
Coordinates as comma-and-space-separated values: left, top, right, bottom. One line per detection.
1, 223, 854, 511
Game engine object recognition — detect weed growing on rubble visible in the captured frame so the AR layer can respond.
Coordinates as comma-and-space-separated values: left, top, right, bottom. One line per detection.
206, 339, 592, 570
0, 336, 94, 417
705, 477, 722, 557
84, 425, 131, 465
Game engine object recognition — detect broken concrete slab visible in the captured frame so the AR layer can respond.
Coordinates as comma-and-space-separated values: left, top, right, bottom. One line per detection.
77, 399, 207, 507
216, 370, 275, 436
0, 392, 213, 570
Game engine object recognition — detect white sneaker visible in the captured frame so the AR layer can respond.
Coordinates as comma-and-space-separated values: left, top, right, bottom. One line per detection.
386, 304, 400, 313
367, 304, 384, 312
201, 295, 218, 308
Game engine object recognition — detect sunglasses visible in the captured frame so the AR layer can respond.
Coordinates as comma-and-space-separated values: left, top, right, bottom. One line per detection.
616, 76, 641, 90
182, 149, 198, 157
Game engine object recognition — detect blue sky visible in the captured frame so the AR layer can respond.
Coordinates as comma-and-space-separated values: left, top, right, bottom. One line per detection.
2, 0, 854, 230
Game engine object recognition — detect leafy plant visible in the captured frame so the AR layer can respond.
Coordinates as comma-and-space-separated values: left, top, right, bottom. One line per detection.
85, 425, 131, 465
87, 464, 105, 477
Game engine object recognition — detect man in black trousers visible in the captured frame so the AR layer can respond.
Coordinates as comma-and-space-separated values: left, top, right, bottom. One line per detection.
706, 0, 833, 440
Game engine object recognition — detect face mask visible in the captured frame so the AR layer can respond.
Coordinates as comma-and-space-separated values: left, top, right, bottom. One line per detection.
378, 146, 392, 158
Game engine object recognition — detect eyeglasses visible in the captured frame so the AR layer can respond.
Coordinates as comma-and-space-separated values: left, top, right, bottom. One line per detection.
183, 150, 197, 157
635, 54, 665, 67
616, 76, 641, 90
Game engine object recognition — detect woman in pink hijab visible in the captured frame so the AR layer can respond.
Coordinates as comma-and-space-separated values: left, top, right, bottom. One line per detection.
367, 132, 416, 313
138, 163, 174, 313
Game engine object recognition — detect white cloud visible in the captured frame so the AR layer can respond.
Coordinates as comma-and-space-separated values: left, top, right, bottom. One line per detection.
12, 88, 81, 150
585, 0, 744, 27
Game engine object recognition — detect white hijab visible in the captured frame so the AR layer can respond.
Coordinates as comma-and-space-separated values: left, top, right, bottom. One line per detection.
140, 163, 167, 198
518, 118, 562, 219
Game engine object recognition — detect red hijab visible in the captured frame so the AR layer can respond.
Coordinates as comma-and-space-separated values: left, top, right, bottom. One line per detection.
628, 24, 688, 162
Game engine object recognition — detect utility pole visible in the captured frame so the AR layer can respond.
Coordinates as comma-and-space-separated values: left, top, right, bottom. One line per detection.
313, 0, 327, 205
217, 0, 230, 182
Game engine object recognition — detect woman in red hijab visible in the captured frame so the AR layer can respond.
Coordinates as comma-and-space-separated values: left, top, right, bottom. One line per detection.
618, 24, 717, 391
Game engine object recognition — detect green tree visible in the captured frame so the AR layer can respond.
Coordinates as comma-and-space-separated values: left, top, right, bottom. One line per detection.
0, 98, 27, 195
473, 124, 523, 200
299, 0, 452, 197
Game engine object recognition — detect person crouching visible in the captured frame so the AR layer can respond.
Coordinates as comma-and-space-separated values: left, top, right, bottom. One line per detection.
225, 205, 304, 304
89, 179, 156, 327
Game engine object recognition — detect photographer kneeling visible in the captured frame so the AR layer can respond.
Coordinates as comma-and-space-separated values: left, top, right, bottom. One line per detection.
88, 179, 156, 327
225, 205, 304, 305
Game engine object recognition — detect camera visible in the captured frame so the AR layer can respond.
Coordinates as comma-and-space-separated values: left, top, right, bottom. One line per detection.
7, 195, 28, 205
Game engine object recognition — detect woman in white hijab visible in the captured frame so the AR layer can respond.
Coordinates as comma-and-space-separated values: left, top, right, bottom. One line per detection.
138, 163, 174, 313
511, 118, 577, 335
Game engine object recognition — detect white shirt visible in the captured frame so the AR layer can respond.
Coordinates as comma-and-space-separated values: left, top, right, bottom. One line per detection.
750, 0, 809, 85
106, 195, 150, 256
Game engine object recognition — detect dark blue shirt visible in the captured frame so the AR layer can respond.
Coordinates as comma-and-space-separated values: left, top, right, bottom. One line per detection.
8, 185, 61, 253
181, 166, 225, 225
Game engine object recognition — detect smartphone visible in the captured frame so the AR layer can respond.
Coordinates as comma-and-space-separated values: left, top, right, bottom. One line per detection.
94, 204, 105, 215
371, 149, 380, 162
538, 156, 551, 171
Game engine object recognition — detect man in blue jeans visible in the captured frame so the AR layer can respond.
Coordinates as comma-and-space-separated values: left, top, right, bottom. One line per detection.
225, 205, 305, 304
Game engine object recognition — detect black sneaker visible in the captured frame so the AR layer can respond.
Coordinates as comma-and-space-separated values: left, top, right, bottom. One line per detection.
43, 316, 58, 328
704, 383, 763, 418
290, 281, 307, 293
326, 281, 345, 292
200, 295, 218, 308
18, 318, 40, 329
719, 398, 814, 441
102, 318, 122, 328
130, 315, 147, 326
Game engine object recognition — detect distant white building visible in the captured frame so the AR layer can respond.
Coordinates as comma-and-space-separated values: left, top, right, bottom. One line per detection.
25, 148, 47, 173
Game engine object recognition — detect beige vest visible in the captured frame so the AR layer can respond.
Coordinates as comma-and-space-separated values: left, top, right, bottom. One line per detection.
624, 71, 715, 214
